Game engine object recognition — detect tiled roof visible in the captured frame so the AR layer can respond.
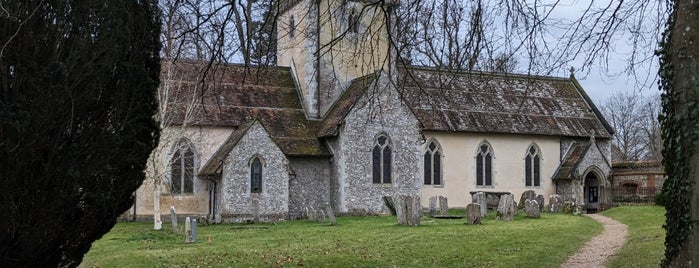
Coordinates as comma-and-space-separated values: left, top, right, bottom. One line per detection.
318, 74, 376, 138
162, 61, 328, 156
552, 142, 591, 180
398, 67, 614, 138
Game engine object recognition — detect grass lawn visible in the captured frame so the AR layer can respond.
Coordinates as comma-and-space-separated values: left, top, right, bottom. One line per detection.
81, 211, 601, 268
601, 205, 666, 268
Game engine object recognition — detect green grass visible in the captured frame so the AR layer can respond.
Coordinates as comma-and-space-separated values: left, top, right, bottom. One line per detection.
601, 205, 666, 268
81, 212, 602, 268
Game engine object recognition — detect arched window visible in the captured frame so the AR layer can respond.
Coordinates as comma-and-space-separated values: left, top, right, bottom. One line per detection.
525, 144, 541, 187
372, 134, 392, 184
289, 15, 295, 38
476, 141, 493, 186
250, 157, 263, 193
171, 139, 196, 194
424, 139, 442, 185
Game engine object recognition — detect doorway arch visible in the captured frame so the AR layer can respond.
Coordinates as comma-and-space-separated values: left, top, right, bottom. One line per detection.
583, 170, 601, 213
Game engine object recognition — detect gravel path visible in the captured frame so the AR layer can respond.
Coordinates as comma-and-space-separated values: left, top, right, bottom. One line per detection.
561, 214, 628, 268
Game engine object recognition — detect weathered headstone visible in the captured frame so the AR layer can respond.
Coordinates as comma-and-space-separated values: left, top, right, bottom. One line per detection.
535, 195, 545, 211
304, 207, 311, 220
306, 207, 317, 222
562, 201, 576, 214
185, 217, 193, 243
191, 218, 198, 242
324, 203, 337, 225
382, 196, 396, 215
251, 194, 260, 223
438, 196, 448, 215
472, 192, 487, 218
170, 206, 178, 233
525, 199, 540, 218
428, 196, 438, 217
466, 203, 482, 225
495, 194, 516, 221
548, 194, 563, 213
486, 194, 500, 209
394, 196, 407, 225
518, 190, 537, 210
319, 210, 326, 223
405, 195, 421, 227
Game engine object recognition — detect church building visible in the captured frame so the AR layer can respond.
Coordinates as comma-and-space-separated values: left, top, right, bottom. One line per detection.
133, 0, 614, 223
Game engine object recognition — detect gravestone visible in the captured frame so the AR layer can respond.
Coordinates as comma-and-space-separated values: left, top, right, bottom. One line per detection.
319, 210, 326, 223
170, 206, 178, 233
185, 217, 193, 243
438, 196, 448, 215
428, 196, 438, 217
518, 190, 537, 210
525, 199, 540, 218
486, 194, 500, 209
466, 203, 482, 225
535, 195, 545, 211
405, 195, 421, 227
548, 194, 563, 213
382, 196, 396, 215
562, 201, 576, 214
495, 194, 516, 221
325, 203, 337, 225
251, 194, 260, 223
191, 218, 198, 242
394, 196, 407, 225
472, 192, 488, 218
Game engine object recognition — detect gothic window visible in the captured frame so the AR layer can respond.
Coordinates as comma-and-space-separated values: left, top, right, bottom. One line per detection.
424, 140, 442, 185
250, 157, 263, 193
525, 144, 541, 187
289, 16, 295, 38
476, 141, 493, 186
372, 134, 392, 184
348, 9, 359, 33
171, 139, 196, 194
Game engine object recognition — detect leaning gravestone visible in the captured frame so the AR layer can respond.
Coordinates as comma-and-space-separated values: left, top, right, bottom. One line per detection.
438, 196, 448, 216
325, 203, 337, 225
472, 192, 488, 218
525, 199, 540, 218
170, 206, 178, 233
466, 203, 482, 225
251, 194, 260, 223
518, 190, 537, 210
535, 195, 545, 211
548, 194, 563, 213
495, 194, 516, 221
382, 196, 396, 215
428, 196, 438, 217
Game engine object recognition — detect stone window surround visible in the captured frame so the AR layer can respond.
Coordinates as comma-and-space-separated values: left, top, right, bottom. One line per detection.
372, 132, 393, 185
169, 138, 199, 195
475, 140, 494, 187
525, 142, 543, 187
423, 138, 444, 187
248, 154, 267, 194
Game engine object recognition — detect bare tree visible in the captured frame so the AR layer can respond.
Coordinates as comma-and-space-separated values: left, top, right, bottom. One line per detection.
601, 91, 650, 161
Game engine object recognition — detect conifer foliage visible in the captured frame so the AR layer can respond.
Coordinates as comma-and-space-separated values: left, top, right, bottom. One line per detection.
0, 0, 161, 266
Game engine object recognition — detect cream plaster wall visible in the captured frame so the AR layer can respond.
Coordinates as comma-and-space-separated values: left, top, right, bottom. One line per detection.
135, 126, 234, 217
277, 0, 315, 116
420, 132, 560, 208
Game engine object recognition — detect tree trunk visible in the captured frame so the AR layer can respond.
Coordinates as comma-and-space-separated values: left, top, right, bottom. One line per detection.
662, 0, 699, 266
154, 183, 162, 230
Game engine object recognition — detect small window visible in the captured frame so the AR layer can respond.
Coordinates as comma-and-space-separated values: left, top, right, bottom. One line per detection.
250, 157, 263, 193
424, 140, 442, 185
348, 9, 359, 33
525, 144, 541, 187
476, 142, 493, 186
289, 16, 295, 38
171, 139, 196, 194
372, 134, 392, 184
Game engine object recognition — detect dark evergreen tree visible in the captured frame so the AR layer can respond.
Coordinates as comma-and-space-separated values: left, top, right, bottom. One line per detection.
0, 0, 161, 266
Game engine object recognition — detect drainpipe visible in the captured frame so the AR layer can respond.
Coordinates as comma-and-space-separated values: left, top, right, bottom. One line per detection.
208, 178, 217, 223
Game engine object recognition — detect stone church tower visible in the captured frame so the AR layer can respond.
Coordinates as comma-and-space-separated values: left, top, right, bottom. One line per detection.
277, 0, 394, 118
